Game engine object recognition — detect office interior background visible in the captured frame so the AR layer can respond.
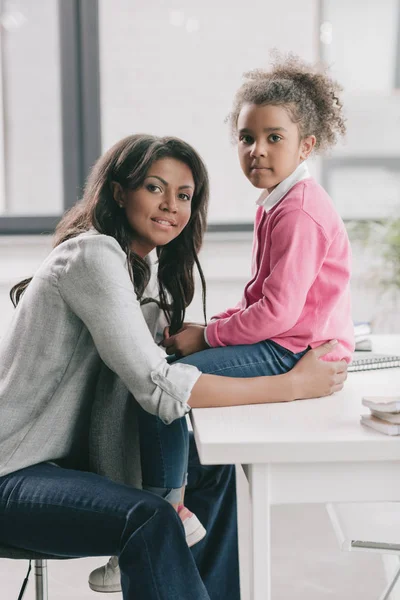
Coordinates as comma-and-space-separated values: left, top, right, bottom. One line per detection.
0, 0, 399, 598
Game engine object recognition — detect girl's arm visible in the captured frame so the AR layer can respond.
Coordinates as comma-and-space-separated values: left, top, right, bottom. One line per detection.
188, 341, 347, 408
163, 209, 333, 357
205, 209, 330, 348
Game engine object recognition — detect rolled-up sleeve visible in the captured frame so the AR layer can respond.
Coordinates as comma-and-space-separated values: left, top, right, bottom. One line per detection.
57, 234, 201, 424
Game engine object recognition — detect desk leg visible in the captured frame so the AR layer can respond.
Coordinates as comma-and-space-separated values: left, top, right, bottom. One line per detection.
236, 465, 251, 600
248, 463, 271, 600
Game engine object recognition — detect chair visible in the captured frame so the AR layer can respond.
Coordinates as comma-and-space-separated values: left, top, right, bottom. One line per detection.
0, 544, 72, 600
327, 503, 400, 600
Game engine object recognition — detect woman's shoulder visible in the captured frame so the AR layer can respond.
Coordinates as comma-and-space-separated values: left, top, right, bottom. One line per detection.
61, 228, 122, 250
41, 230, 128, 280
57, 229, 124, 260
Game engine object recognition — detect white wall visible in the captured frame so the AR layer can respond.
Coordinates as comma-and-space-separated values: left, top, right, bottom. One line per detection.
1, 233, 398, 334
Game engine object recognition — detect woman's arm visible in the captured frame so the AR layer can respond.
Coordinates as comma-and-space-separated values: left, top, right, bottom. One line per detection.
57, 235, 201, 425
188, 341, 347, 408
58, 236, 345, 422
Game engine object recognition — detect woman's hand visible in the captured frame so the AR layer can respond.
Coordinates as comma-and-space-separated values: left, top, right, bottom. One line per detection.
162, 324, 208, 357
162, 321, 195, 341
188, 340, 348, 409
290, 340, 348, 400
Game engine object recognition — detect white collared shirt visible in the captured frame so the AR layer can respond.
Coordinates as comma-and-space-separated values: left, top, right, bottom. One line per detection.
256, 161, 310, 213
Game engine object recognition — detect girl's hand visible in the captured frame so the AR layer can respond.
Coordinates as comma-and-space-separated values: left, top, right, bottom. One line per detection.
290, 340, 348, 399
162, 324, 208, 357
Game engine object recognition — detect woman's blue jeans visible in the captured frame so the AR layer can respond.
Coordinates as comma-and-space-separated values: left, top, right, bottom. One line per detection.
0, 432, 239, 599
138, 340, 307, 503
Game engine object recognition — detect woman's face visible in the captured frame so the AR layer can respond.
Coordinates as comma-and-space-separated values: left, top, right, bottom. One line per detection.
113, 157, 195, 257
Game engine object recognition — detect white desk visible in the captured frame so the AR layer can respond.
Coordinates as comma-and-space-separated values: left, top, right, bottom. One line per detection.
190, 336, 400, 600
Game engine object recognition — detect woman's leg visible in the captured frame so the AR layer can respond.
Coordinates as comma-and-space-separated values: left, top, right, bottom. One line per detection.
137, 404, 189, 507
185, 432, 240, 600
0, 462, 209, 600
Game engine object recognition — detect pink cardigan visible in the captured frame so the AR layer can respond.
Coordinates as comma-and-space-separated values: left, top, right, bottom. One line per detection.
205, 178, 354, 362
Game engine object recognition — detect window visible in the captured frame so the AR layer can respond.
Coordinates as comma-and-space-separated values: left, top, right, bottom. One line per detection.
319, 0, 400, 220
98, 0, 318, 227
1, 0, 399, 232
0, 0, 101, 233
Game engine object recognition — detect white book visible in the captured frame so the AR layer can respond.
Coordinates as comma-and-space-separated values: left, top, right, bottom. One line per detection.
362, 396, 400, 413
370, 410, 400, 424
354, 322, 372, 339
355, 338, 372, 351
360, 414, 400, 436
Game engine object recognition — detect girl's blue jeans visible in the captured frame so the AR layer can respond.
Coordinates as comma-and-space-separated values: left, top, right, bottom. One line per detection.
138, 340, 307, 503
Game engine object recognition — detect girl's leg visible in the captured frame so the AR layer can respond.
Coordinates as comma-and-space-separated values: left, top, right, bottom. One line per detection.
177, 340, 307, 598
0, 462, 209, 600
136, 406, 206, 550
136, 340, 303, 511
136, 405, 189, 508
178, 339, 308, 378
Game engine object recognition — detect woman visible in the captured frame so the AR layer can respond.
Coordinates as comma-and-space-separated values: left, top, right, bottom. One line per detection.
0, 134, 347, 599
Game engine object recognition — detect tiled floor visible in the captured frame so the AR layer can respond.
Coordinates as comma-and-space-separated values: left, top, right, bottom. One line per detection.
0, 504, 392, 600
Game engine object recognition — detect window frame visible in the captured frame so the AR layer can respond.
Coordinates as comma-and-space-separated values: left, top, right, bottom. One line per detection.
0, 0, 101, 234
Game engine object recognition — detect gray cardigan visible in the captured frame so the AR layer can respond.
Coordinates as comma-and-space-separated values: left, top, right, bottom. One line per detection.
0, 230, 201, 479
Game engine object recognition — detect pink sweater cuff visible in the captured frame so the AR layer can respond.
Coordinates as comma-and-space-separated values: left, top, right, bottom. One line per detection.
205, 321, 223, 348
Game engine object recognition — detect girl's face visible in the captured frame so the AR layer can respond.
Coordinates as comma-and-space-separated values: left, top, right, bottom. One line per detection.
113, 157, 195, 257
237, 103, 315, 192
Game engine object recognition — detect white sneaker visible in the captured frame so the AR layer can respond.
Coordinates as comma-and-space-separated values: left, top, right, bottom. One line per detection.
178, 505, 207, 548
88, 555, 121, 593
88, 508, 206, 593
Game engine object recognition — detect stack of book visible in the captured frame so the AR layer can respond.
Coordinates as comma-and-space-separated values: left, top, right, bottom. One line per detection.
361, 397, 400, 436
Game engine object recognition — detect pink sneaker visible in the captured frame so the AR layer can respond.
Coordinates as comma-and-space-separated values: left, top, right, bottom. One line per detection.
178, 505, 206, 547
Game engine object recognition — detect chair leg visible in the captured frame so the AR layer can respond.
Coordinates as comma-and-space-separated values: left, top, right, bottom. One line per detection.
34, 560, 48, 600
379, 562, 400, 600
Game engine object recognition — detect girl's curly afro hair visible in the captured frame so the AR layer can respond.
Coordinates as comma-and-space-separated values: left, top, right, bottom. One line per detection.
228, 52, 346, 153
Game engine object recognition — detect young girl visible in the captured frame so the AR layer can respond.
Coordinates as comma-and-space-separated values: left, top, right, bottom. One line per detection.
165, 53, 354, 363
89, 56, 352, 593
0, 133, 346, 599
144, 53, 354, 550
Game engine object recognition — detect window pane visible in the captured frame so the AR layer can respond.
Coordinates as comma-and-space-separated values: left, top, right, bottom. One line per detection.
0, 0, 63, 216
321, 1, 400, 219
99, 0, 318, 224
330, 166, 400, 220
321, 0, 398, 93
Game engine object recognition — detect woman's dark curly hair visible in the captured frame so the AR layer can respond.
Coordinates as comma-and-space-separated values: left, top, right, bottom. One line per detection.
10, 134, 209, 334
228, 52, 346, 152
